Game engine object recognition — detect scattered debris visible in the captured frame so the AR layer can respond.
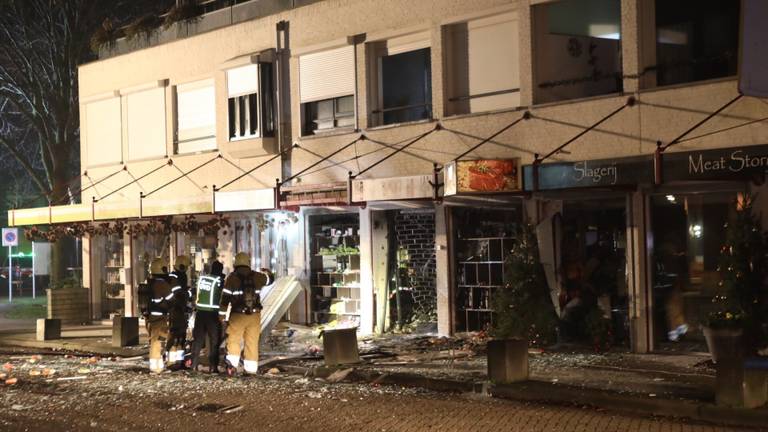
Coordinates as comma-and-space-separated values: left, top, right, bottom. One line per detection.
325, 368, 354, 384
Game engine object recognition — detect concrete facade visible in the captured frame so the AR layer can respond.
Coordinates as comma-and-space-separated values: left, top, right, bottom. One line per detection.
12, 0, 765, 345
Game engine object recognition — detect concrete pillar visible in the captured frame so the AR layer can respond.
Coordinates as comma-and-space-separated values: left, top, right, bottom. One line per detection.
620, 0, 641, 93
626, 190, 651, 353
122, 232, 134, 317
84, 235, 101, 320
518, 1, 534, 107
430, 23, 445, 119
358, 207, 375, 335
435, 204, 452, 336
372, 211, 390, 334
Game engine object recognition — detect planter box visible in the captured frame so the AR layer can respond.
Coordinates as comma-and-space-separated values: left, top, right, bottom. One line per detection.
322, 327, 360, 366
703, 327, 743, 363
36, 319, 61, 341
487, 339, 529, 384
47, 288, 90, 325
112, 316, 139, 347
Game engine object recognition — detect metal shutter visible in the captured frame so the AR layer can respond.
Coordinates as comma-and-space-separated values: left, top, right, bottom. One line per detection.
85, 97, 122, 167
125, 87, 167, 161
227, 64, 259, 97
299, 45, 355, 103
177, 79, 216, 153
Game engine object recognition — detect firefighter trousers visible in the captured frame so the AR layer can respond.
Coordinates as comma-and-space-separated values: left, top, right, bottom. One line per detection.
146, 317, 169, 372
225, 311, 261, 374
191, 310, 221, 369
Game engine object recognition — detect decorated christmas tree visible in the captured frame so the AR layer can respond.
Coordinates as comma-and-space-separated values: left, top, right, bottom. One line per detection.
492, 223, 558, 346
709, 194, 768, 355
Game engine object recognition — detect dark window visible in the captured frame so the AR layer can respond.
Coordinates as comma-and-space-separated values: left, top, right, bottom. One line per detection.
227, 63, 275, 140
533, 0, 622, 104
302, 95, 355, 135
379, 48, 432, 126
655, 0, 740, 87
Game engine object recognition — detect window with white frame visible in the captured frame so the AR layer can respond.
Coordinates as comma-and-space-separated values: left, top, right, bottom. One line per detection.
299, 45, 356, 135
445, 12, 521, 116
85, 96, 122, 167
175, 78, 216, 154
226, 63, 275, 140
124, 86, 167, 161
369, 32, 432, 127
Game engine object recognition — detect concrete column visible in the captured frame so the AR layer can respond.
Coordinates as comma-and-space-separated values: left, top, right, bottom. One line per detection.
435, 204, 452, 336
620, 0, 641, 93
84, 235, 101, 320
626, 190, 651, 353
122, 232, 134, 317
518, 1, 534, 107
372, 211, 390, 334
358, 207, 375, 335
430, 24, 445, 119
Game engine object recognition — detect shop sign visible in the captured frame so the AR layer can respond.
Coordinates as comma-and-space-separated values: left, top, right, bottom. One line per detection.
351, 175, 434, 202
522, 156, 652, 191
215, 188, 276, 212
663, 144, 768, 182
444, 159, 520, 196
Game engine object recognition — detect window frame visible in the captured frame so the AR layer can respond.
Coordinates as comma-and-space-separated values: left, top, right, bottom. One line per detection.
225, 62, 275, 142
301, 94, 355, 136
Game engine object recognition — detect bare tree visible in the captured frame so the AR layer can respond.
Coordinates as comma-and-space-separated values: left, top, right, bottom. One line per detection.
0, 0, 173, 282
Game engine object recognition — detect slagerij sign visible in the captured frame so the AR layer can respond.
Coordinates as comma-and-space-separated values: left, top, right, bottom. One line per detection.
522, 156, 652, 191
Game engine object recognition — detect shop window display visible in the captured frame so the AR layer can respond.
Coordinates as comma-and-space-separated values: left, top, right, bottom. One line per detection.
651, 191, 738, 352
100, 234, 125, 318
454, 206, 521, 333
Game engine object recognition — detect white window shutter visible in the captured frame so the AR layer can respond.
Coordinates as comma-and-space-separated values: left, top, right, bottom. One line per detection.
299, 45, 355, 103
85, 97, 122, 167
125, 87, 167, 161
468, 12, 520, 112
227, 64, 259, 97
386, 31, 430, 56
177, 79, 216, 153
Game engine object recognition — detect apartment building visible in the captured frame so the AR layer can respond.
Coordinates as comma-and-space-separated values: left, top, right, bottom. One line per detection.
9, 0, 768, 354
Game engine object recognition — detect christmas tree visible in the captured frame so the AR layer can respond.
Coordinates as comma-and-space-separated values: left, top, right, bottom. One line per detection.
491, 223, 557, 346
709, 194, 768, 355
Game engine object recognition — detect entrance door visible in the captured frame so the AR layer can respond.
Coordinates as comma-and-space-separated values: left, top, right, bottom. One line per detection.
558, 198, 630, 348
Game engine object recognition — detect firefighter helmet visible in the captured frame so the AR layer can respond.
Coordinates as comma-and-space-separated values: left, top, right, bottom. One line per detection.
174, 255, 191, 271
150, 258, 166, 275
234, 252, 251, 268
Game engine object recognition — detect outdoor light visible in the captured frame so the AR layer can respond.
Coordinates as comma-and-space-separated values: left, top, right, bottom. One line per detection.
689, 224, 703, 238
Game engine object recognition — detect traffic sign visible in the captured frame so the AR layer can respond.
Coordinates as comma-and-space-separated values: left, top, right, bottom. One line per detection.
2, 228, 18, 247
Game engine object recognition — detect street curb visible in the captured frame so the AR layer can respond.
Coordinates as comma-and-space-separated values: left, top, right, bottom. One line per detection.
276, 363, 768, 429
0, 336, 148, 357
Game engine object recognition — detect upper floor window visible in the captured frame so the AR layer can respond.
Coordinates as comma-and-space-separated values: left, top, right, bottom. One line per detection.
651, 0, 739, 88
84, 96, 122, 167
533, 0, 622, 104
226, 63, 275, 141
368, 32, 432, 127
299, 45, 356, 135
175, 78, 216, 154
124, 86, 167, 161
445, 11, 521, 116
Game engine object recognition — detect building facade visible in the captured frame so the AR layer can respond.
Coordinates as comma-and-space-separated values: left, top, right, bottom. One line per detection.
9, 0, 768, 354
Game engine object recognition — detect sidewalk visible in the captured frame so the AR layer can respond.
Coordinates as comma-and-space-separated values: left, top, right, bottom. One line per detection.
0, 323, 149, 357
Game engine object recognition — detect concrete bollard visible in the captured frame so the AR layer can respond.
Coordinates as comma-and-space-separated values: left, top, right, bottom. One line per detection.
322, 327, 360, 366
36, 318, 62, 341
112, 316, 139, 347
487, 339, 529, 384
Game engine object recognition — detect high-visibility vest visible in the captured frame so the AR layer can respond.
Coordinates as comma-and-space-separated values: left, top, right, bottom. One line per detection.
195, 275, 223, 311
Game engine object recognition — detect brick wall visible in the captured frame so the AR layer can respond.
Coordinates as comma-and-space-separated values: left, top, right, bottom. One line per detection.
394, 210, 437, 321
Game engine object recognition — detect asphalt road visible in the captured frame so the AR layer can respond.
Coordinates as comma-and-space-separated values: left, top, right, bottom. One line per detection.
0, 352, 756, 432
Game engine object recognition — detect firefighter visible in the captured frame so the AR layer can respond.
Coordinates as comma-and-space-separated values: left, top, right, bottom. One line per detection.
189, 260, 224, 373
166, 255, 191, 369
141, 258, 173, 373
220, 252, 274, 376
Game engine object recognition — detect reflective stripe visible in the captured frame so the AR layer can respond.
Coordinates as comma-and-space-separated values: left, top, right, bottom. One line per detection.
171, 286, 181, 292
259, 271, 274, 286
226, 354, 240, 368
168, 274, 178, 279
150, 311, 164, 316
222, 288, 233, 294
218, 311, 227, 316
164, 293, 174, 301
232, 290, 243, 295
243, 360, 258, 374
151, 298, 164, 303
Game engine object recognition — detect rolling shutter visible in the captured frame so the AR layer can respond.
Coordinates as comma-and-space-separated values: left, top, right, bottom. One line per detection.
85, 97, 122, 167
386, 31, 430, 56
227, 64, 259, 97
125, 87, 167, 161
467, 12, 520, 112
177, 79, 216, 153
299, 45, 355, 103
